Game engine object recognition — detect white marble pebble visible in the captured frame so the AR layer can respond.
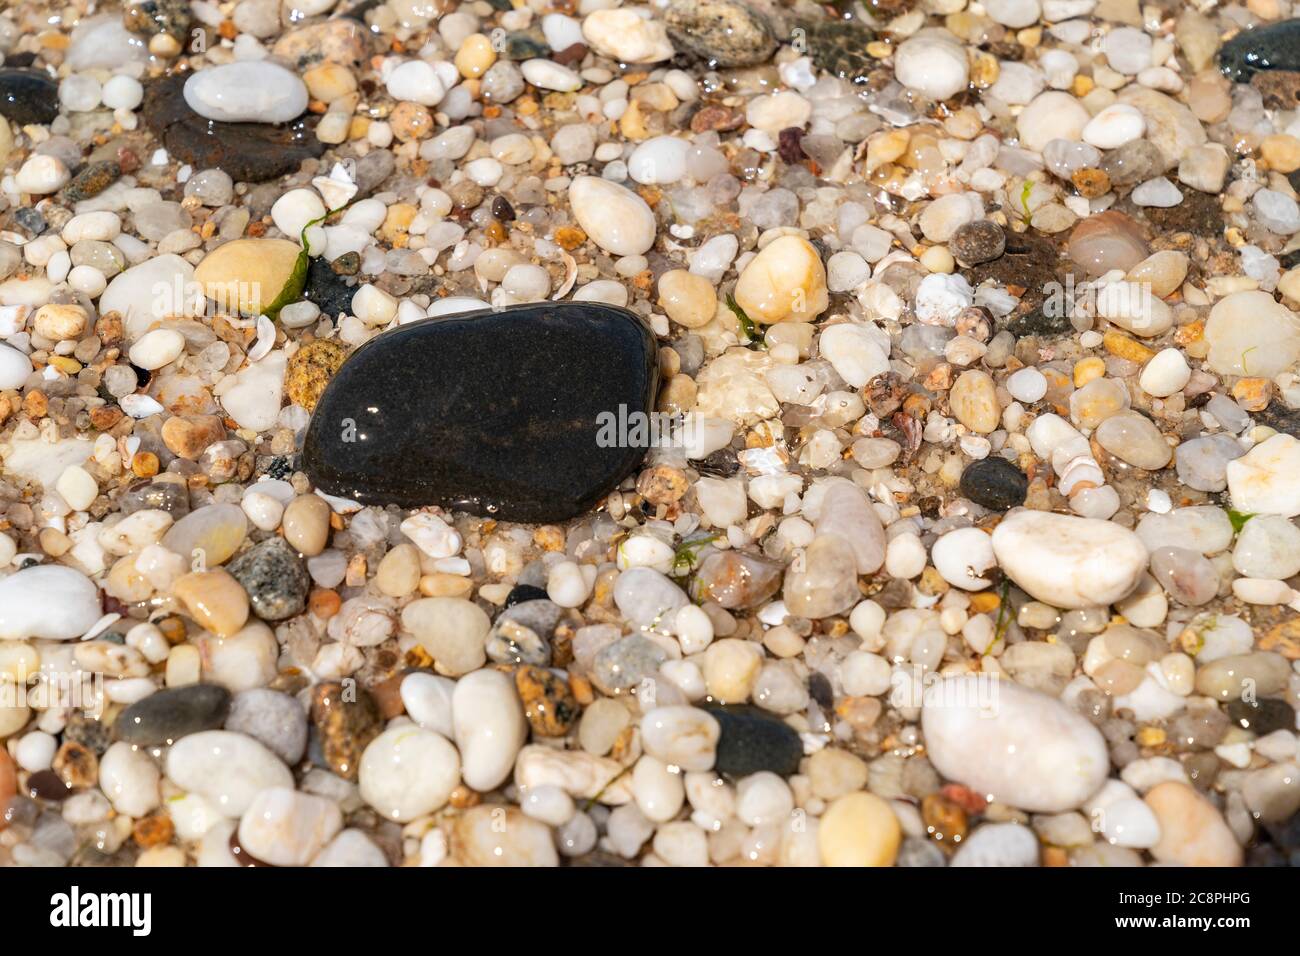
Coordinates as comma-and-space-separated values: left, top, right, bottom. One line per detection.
165, 731, 293, 817
1081, 103, 1146, 149
399, 671, 456, 737
237, 787, 343, 866
522, 59, 582, 92
183, 61, 309, 123
452, 669, 528, 791
400, 511, 462, 558
99, 741, 161, 817
311, 829, 389, 867
0, 343, 32, 390
640, 705, 719, 771
547, 560, 593, 608
0, 565, 103, 640
358, 725, 460, 822
128, 328, 186, 370
923, 674, 1110, 812
893, 31, 970, 101
102, 75, 144, 111
950, 822, 1041, 866
519, 784, 576, 826
55, 465, 98, 511
15, 155, 71, 194
15, 731, 57, 772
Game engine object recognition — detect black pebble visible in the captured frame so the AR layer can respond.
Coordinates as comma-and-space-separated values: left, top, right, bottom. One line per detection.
706, 704, 803, 778
960, 456, 1029, 511
0, 69, 60, 125
1220, 18, 1300, 81
505, 584, 549, 608
1227, 697, 1295, 736
302, 302, 659, 523
304, 256, 357, 319
115, 684, 232, 747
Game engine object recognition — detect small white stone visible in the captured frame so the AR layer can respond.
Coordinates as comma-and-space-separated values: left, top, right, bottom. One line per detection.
128, 328, 186, 371
1103, 26, 1153, 75
567, 176, 656, 256
893, 30, 970, 100
1082, 103, 1146, 149
99, 741, 161, 817
165, 731, 292, 817
1227, 434, 1300, 517
0, 565, 102, 640
582, 8, 674, 64
183, 61, 308, 123
1131, 177, 1182, 208
1139, 347, 1190, 397
15, 155, 71, 195
991, 509, 1148, 608
640, 705, 720, 771
399, 671, 456, 737
1017, 91, 1091, 152
237, 787, 342, 866
521, 59, 582, 92
55, 465, 98, 511
924, 674, 1110, 812
453, 668, 528, 792
547, 560, 593, 608
1006, 366, 1048, 403
950, 821, 1041, 866
102, 75, 144, 111
400, 511, 462, 558
931, 527, 996, 590
818, 323, 889, 388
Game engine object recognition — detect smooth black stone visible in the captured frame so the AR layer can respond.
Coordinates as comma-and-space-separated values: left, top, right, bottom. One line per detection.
304, 256, 357, 318
0, 69, 59, 126
1227, 697, 1295, 736
959, 456, 1029, 511
504, 583, 549, 608
1220, 19, 1300, 81
705, 704, 803, 778
302, 303, 659, 523
115, 684, 231, 746
141, 73, 324, 183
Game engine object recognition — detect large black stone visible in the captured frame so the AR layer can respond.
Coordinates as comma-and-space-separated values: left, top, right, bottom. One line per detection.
302, 303, 659, 522
706, 704, 803, 778
1220, 19, 1300, 81
0, 69, 60, 126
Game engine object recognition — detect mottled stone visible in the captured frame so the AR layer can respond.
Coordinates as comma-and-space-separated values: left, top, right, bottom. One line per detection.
228, 537, 309, 621
115, 684, 231, 746
286, 339, 348, 412
665, 0, 778, 68
303, 303, 658, 522
706, 704, 803, 778
63, 161, 122, 202
515, 664, 580, 737
310, 680, 383, 781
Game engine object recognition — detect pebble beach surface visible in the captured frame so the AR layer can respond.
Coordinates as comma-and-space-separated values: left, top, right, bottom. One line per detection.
1, 0, 1300, 869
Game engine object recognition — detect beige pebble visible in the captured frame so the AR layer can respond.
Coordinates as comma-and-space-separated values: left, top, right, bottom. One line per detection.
657, 269, 717, 329
702, 638, 763, 703
172, 569, 249, 638
733, 235, 828, 325
375, 543, 421, 597
283, 495, 331, 556
1144, 781, 1242, 866
818, 791, 900, 866
455, 33, 497, 79
33, 303, 89, 341
303, 63, 358, 103
949, 369, 1000, 433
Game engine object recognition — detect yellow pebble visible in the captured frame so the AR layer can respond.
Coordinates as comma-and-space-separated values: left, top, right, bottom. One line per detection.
1102, 331, 1155, 364
1073, 356, 1106, 387
920, 245, 955, 274
1261, 133, 1300, 174
455, 33, 497, 79
818, 792, 901, 867
1072, 75, 1095, 97
47, 356, 81, 374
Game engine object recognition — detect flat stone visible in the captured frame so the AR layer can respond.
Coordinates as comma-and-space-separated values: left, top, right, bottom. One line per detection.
142, 73, 325, 184
1220, 18, 1300, 82
706, 704, 803, 778
0, 69, 60, 126
115, 684, 231, 746
664, 0, 778, 69
302, 302, 658, 522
